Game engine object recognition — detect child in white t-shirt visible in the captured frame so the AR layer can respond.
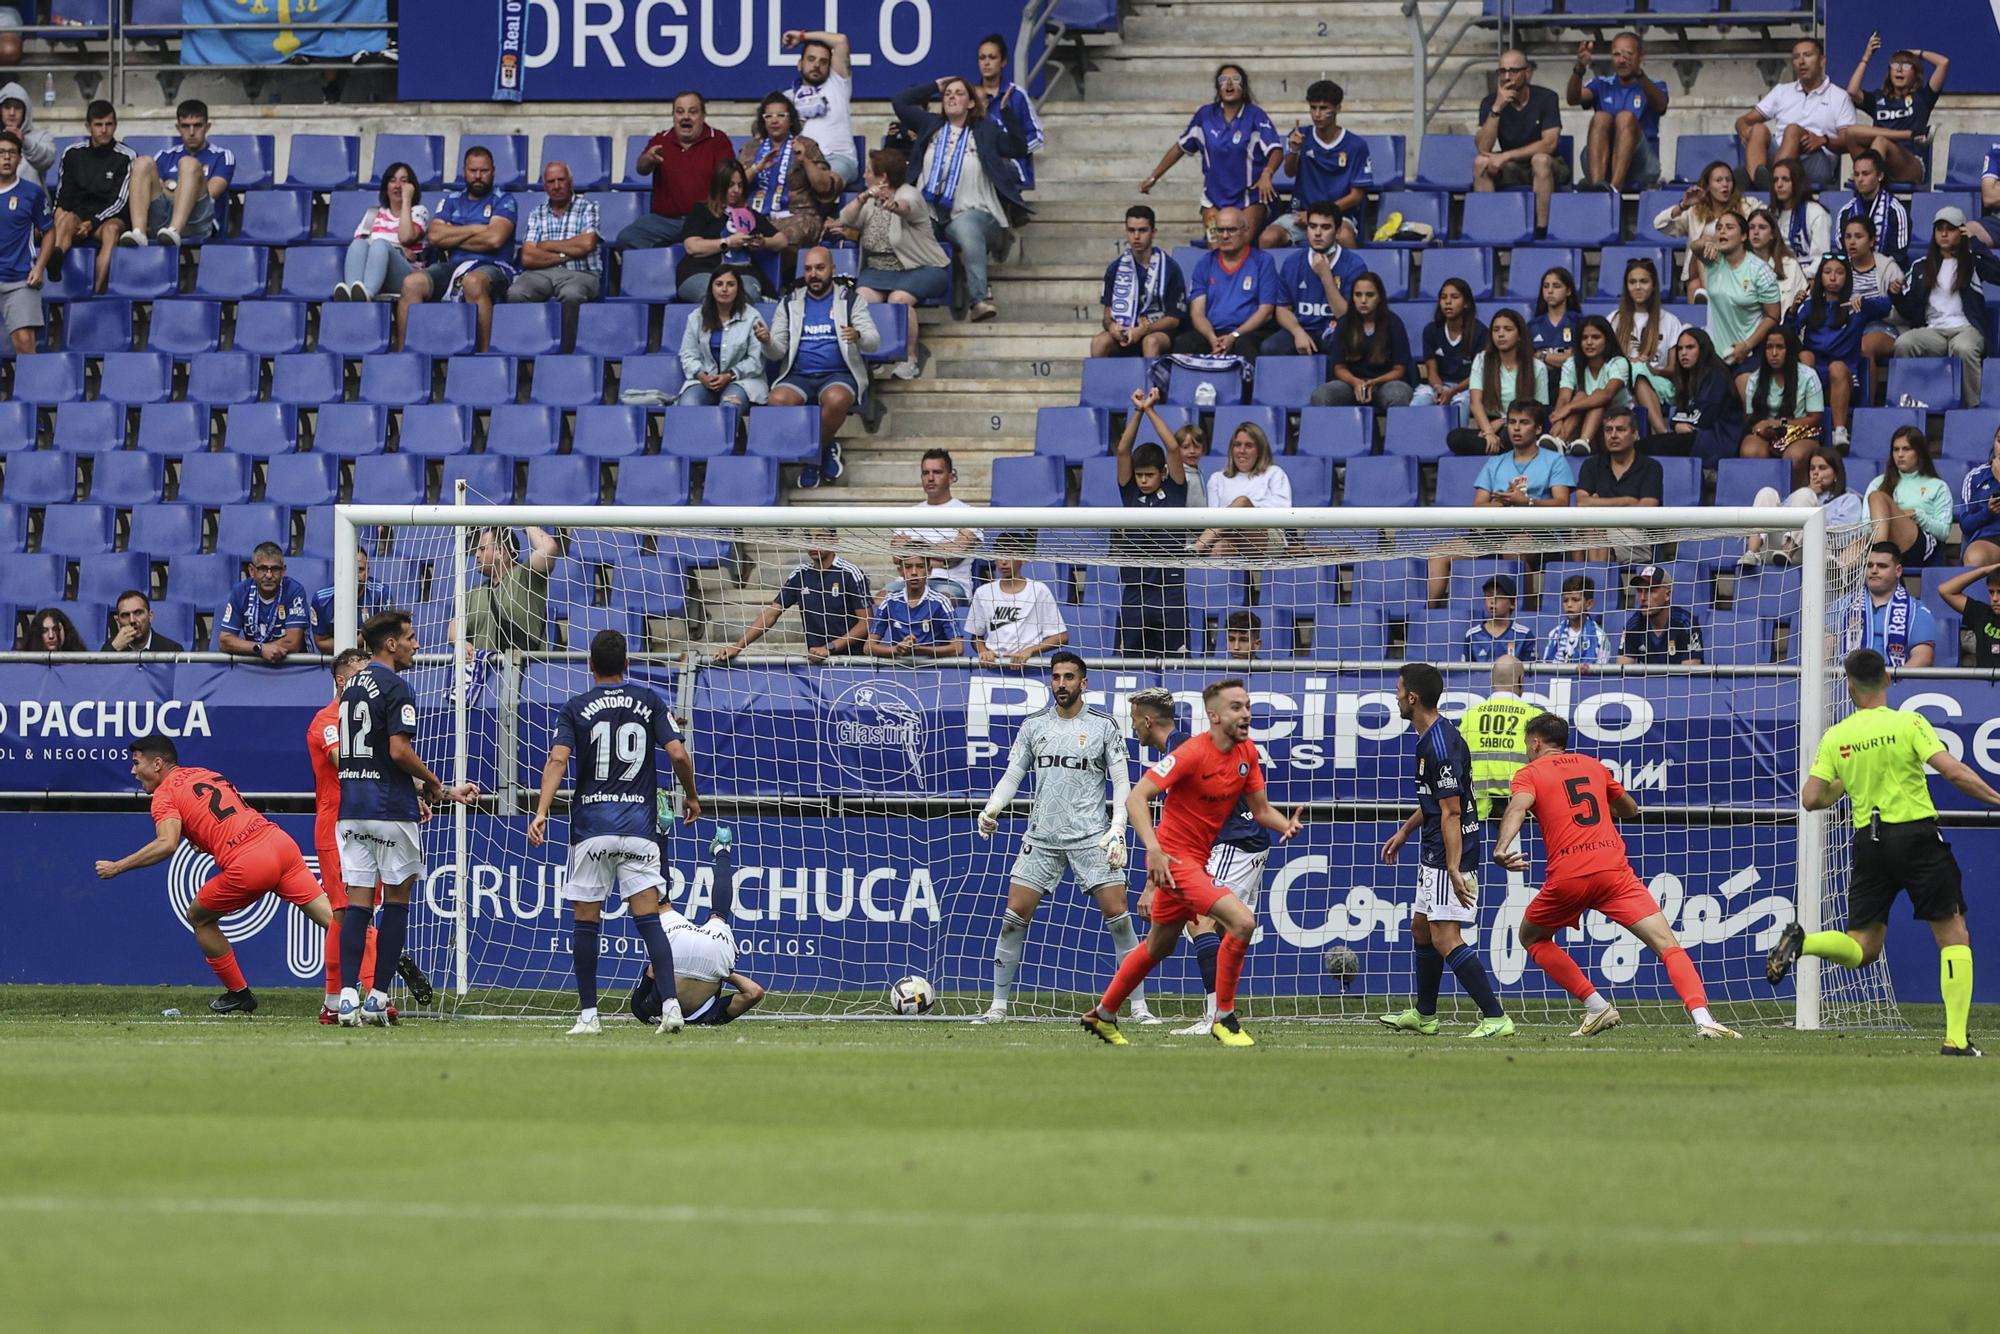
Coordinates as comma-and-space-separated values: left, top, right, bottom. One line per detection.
966, 550, 1069, 664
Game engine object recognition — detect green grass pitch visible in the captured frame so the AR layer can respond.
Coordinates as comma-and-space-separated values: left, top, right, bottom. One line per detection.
2, 988, 1995, 1333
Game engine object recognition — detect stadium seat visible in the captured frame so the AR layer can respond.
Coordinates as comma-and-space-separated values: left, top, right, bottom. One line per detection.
1435, 455, 1487, 503
316, 302, 392, 358
98, 352, 173, 407
63, 298, 133, 354
1447, 556, 1528, 612
1671, 134, 1743, 186
42, 502, 119, 554
1382, 406, 1453, 459
618, 132, 658, 189
443, 354, 518, 407
1257, 566, 1333, 621
1412, 135, 1475, 191
285, 134, 361, 190
1034, 406, 1110, 463
453, 135, 530, 190
595, 192, 644, 245
1657, 456, 1702, 507
0, 401, 32, 453
1634, 188, 1689, 248
490, 303, 565, 359
563, 604, 637, 649
1545, 191, 1620, 247
1305, 604, 1386, 657
1209, 405, 1286, 457
215, 504, 290, 558
403, 305, 477, 360
865, 305, 911, 365
270, 352, 346, 406
186, 350, 262, 407
396, 404, 474, 457
743, 406, 820, 464
661, 405, 738, 458
1295, 406, 1374, 458
1705, 611, 1770, 666
1595, 245, 1673, 300
700, 456, 778, 506
574, 302, 649, 360
572, 404, 651, 459
609, 551, 689, 618
351, 454, 426, 505
264, 454, 338, 508
1418, 248, 1493, 300
177, 452, 253, 507
107, 246, 180, 301
1942, 133, 1996, 189
320, 189, 377, 248
1079, 356, 1150, 409
220, 402, 300, 457
525, 455, 601, 506
1340, 456, 1418, 507
529, 354, 604, 408
1251, 357, 1325, 411
1395, 607, 1458, 661
1941, 409, 2000, 461
1283, 456, 1334, 507
13, 352, 85, 403
135, 402, 209, 457
194, 245, 271, 302
51, 401, 127, 455
1166, 359, 1244, 407
368, 133, 446, 188
11, 552, 65, 605
232, 300, 308, 357
1457, 193, 1533, 246
147, 299, 222, 358
613, 456, 690, 506
210, 134, 275, 191
1851, 405, 1924, 458
1367, 191, 1446, 248
1504, 247, 1584, 300
540, 135, 612, 192
0, 502, 24, 553
78, 548, 149, 602
990, 455, 1067, 508
618, 353, 683, 399
359, 352, 433, 407
1360, 133, 1406, 190
1714, 457, 1789, 508
277, 246, 345, 302
310, 404, 389, 458
168, 552, 242, 606
1886, 358, 1961, 412
485, 404, 563, 457
1130, 403, 1195, 451
235, 188, 313, 248
657, 304, 697, 354
441, 455, 514, 502
611, 248, 681, 303
128, 504, 203, 557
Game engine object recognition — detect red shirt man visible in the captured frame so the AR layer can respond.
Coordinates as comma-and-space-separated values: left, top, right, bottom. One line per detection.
633, 91, 734, 239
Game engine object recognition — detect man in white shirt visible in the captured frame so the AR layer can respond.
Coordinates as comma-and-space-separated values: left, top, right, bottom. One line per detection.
1736, 36, 1854, 190
782, 27, 859, 188
967, 538, 1069, 665
892, 448, 983, 602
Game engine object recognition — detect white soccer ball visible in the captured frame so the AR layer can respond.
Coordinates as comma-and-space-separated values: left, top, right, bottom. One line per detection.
888, 975, 936, 1015
1323, 945, 1360, 988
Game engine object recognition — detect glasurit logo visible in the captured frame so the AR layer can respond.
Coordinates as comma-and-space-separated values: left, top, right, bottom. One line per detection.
824, 678, 927, 787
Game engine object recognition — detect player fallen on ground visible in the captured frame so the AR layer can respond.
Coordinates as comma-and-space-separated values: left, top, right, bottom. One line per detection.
1379, 662, 1513, 1038
1081, 678, 1301, 1048
972, 651, 1156, 1025
1129, 685, 1272, 1036
97, 735, 335, 1016
1493, 711, 1740, 1039
628, 827, 767, 1026
334, 610, 478, 1028
529, 628, 701, 1036
1770, 647, 1995, 1056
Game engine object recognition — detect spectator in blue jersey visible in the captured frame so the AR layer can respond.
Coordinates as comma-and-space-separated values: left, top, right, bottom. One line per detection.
1412, 277, 1486, 407
218, 542, 311, 665
310, 546, 390, 653
867, 555, 963, 659
1474, 50, 1568, 236
1463, 574, 1536, 663
1849, 543, 1935, 668
121, 98, 232, 247
1954, 426, 2000, 568
894, 74, 1030, 324
1972, 146, 2000, 250
1542, 575, 1612, 666
761, 246, 880, 487
712, 529, 871, 663
1527, 265, 1582, 374
1259, 81, 1368, 251
1617, 564, 1704, 665
1310, 271, 1414, 407
1840, 33, 1947, 187
1791, 252, 1887, 451
1141, 63, 1282, 247
1566, 33, 1668, 193
976, 33, 1043, 191
507, 160, 602, 319
395, 144, 518, 354
1261, 202, 1364, 357
1091, 205, 1187, 360
1836, 150, 1909, 266
0, 129, 52, 353
1177, 206, 1280, 361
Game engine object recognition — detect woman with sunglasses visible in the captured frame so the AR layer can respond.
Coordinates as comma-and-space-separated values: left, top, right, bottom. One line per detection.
1841, 32, 1947, 185
1141, 63, 1283, 246
1791, 251, 1888, 449
1610, 256, 1682, 434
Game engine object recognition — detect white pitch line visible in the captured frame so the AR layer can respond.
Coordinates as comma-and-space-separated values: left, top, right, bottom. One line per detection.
0, 1195, 1994, 1251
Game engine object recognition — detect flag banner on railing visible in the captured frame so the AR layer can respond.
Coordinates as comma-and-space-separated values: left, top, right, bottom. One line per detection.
493, 0, 527, 102
180, 0, 390, 67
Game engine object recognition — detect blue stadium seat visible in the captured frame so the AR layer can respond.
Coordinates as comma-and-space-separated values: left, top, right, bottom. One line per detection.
146, 598, 199, 649
368, 134, 446, 188
285, 134, 361, 190
359, 352, 433, 406
1209, 405, 1286, 456
990, 455, 1067, 508
1436, 454, 1487, 502
490, 302, 564, 358
700, 456, 778, 506
136, 402, 208, 457
129, 504, 203, 556
277, 246, 344, 301
0, 401, 31, 452
529, 354, 604, 408
574, 302, 649, 360
147, 299, 222, 358
1360, 133, 1406, 190
1941, 409, 2000, 461
351, 454, 426, 505
215, 504, 290, 557
77, 551, 149, 604
1705, 611, 1770, 666
1634, 189, 1688, 247
540, 136, 612, 192
1418, 248, 1493, 300
452, 136, 530, 191
1595, 245, 1673, 299
1284, 456, 1334, 507
13, 352, 85, 403
661, 405, 738, 458
1252, 357, 1326, 411
1367, 191, 1446, 248
1382, 406, 1453, 458
396, 404, 473, 457
1457, 193, 1533, 246
618, 353, 683, 399
107, 247, 179, 301
1075, 457, 1121, 508
235, 189, 313, 247
1033, 406, 1109, 463
1447, 556, 1528, 611
270, 352, 345, 406
1978, 359, 2000, 409
1346, 557, 1429, 609
1257, 566, 1332, 620
1166, 359, 1244, 406
525, 455, 601, 506
441, 455, 514, 502
1413, 135, 1475, 191
1671, 134, 1742, 186
1714, 457, 1789, 507
1851, 405, 1924, 458
608, 552, 688, 618
1657, 456, 1701, 507
187, 350, 262, 407
1545, 191, 1620, 246
865, 305, 911, 365
168, 553, 242, 606
613, 456, 690, 506
743, 406, 820, 464
64, 298, 133, 354
178, 452, 253, 506
98, 352, 172, 406
611, 248, 679, 303
220, 403, 300, 457
1295, 406, 1374, 457
562, 604, 637, 650
618, 133, 658, 189
42, 502, 119, 553
572, 404, 651, 459
210, 134, 275, 191
594, 192, 644, 246
51, 401, 127, 455
194, 245, 271, 302
1079, 356, 1150, 408
1340, 456, 1418, 507
485, 404, 562, 457
0, 502, 22, 553
1504, 247, 1584, 300
320, 189, 377, 247
1397, 608, 1459, 661
310, 404, 389, 458
658, 304, 697, 354
265, 453, 337, 508
403, 304, 477, 359
443, 354, 517, 407
232, 300, 308, 357
1310, 605, 1388, 657
1886, 357, 1961, 411
317, 302, 392, 358
11, 553, 65, 604
1129, 403, 1194, 451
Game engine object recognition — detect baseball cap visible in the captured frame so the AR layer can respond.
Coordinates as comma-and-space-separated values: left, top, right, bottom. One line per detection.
1482, 573, 1518, 597
1632, 563, 1671, 587
1933, 206, 1968, 230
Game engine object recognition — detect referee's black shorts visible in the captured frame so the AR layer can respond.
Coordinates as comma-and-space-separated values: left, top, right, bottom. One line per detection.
1848, 818, 1968, 930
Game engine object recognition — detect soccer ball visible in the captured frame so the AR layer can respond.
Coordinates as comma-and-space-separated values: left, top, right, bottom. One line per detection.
1323, 945, 1360, 989
888, 975, 936, 1015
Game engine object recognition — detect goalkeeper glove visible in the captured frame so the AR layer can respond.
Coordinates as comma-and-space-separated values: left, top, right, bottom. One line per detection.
1100, 828, 1128, 871
976, 806, 1000, 837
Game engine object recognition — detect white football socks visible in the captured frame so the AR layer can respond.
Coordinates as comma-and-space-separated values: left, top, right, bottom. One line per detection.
1583, 993, 1612, 1015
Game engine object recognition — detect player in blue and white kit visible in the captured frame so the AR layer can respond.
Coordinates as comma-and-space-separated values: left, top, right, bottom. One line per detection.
1260, 80, 1371, 251
1379, 663, 1511, 1038
1142, 63, 1282, 245
0, 128, 54, 354
528, 629, 701, 1036
334, 610, 479, 1027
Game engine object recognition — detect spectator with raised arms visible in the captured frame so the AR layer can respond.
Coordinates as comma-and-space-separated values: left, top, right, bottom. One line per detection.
1841, 32, 1946, 186
1653, 160, 1753, 294
975, 33, 1043, 191
1141, 62, 1281, 247
1566, 32, 1668, 193
895, 74, 1031, 324
782, 27, 860, 188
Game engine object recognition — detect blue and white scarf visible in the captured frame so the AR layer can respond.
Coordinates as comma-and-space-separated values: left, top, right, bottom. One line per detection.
1108, 248, 1168, 327
921, 124, 974, 211
1782, 203, 1812, 258
442, 255, 518, 303
749, 136, 795, 215
1542, 617, 1610, 665
1848, 586, 1917, 665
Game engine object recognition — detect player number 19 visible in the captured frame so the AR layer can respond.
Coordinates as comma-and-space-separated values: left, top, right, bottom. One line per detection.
590, 720, 648, 782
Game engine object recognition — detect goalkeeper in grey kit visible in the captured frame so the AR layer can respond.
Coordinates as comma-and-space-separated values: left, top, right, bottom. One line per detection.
972, 651, 1157, 1024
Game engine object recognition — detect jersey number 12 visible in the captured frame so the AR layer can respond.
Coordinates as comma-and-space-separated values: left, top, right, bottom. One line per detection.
590, 720, 648, 782
341, 699, 374, 758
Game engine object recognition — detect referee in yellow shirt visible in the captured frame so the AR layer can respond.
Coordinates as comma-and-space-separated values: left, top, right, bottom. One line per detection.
1770, 648, 1998, 1055
1461, 655, 1536, 823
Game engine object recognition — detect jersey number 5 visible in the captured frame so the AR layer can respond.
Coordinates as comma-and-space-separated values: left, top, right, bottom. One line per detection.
190, 780, 237, 823
590, 720, 649, 782
1563, 775, 1601, 826
340, 699, 374, 758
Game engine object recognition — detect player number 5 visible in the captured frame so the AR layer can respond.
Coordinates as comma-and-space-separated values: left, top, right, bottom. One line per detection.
1563, 775, 1601, 826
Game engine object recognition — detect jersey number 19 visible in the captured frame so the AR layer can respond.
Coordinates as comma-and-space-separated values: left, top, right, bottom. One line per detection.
590, 720, 648, 783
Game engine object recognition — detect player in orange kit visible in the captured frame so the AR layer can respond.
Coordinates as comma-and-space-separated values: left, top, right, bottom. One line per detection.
1492, 712, 1740, 1039
1080, 678, 1301, 1048
96, 734, 334, 1015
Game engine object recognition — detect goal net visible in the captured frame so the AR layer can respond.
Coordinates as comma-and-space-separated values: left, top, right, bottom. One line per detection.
335, 500, 1898, 1030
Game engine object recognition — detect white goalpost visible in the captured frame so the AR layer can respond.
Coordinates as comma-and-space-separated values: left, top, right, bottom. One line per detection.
333, 500, 1898, 1030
